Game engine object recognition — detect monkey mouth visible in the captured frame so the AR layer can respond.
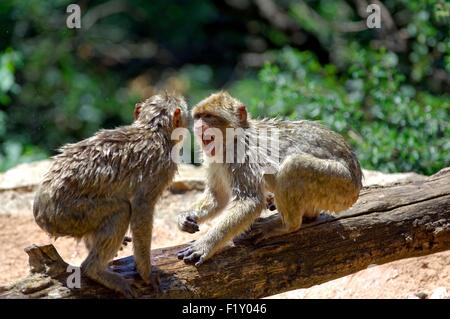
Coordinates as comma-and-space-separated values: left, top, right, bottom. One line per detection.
202, 135, 214, 146
202, 135, 216, 156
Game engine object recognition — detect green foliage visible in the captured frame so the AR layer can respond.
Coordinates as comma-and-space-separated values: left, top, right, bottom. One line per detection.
0, 0, 448, 175
0, 48, 21, 105
0, 1, 142, 170
0, 0, 229, 171
287, 0, 450, 92
250, 47, 449, 175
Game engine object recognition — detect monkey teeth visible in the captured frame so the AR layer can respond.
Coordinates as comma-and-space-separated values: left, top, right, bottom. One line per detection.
202, 135, 215, 145
202, 136, 216, 156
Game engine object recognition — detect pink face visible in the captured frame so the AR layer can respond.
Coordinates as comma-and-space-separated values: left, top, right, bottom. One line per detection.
193, 116, 217, 157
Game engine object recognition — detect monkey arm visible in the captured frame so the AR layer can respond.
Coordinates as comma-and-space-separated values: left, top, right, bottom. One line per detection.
177, 174, 230, 233
176, 186, 229, 233
178, 164, 266, 265
177, 193, 265, 266
193, 185, 230, 222
209, 194, 265, 244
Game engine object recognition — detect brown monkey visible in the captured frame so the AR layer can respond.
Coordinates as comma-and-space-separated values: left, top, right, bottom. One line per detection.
177, 91, 362, 265
33, 94, 188, 297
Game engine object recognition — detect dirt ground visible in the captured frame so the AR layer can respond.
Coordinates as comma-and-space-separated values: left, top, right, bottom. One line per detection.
1, 188, 449, 299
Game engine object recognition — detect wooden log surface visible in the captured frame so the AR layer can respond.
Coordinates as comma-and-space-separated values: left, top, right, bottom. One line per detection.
1, 167, 450, 299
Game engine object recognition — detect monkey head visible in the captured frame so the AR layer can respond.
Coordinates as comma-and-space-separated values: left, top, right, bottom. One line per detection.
191, 91, 249, 157
133, 93, 188, 132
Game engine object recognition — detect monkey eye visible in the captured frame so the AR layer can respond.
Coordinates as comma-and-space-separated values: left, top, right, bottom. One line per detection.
194, 113, 213, 120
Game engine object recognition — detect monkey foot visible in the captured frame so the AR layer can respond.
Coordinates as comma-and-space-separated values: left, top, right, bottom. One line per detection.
122, 282, 139, 299
150, 270, 161, 292
177, 241, 210, 266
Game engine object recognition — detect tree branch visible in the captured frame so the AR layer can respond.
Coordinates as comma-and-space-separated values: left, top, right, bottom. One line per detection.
1, 168, 450, 298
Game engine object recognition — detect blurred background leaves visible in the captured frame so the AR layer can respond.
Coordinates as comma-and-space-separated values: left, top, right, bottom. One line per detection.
0, 0, 449, 174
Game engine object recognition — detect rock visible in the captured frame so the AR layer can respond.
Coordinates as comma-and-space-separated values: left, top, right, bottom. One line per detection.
429, 287, 448, 299
362, 169, 426, 187
170, 164, 205, 192
0, 190, 36, 216
0, 160, 52, 191
0, 160, 51, 216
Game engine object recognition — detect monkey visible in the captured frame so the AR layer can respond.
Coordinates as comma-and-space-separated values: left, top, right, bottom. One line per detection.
177, 91, 362, 266
33, 94, 188, 297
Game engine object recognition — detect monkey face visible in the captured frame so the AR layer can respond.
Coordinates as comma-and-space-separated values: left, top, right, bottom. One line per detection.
192, 91, 249, 159
193, 114, 227, 157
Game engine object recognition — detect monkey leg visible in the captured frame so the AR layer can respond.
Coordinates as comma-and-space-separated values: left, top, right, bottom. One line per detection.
36, 195, 129, 238
81, 207, 135, 298
111, 236, 132, 258
250, 194, 304, 244
130, 205, 159, 290
252, 154, 358, 243
232, 192, 276, 244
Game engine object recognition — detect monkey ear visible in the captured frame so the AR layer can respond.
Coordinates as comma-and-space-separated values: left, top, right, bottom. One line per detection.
133, 103, 142, 121
173, 107, 182, 128
237, 105, 247, 122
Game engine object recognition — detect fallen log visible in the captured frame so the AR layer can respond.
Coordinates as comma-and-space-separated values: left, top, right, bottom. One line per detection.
1, 167, 449, 299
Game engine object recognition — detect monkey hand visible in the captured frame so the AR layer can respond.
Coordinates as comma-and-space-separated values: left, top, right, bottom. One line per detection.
176, 239, 213, 266
177, 211, 200, 233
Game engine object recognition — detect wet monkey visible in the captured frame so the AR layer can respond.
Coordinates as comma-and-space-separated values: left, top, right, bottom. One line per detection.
34, 94, 188, 297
